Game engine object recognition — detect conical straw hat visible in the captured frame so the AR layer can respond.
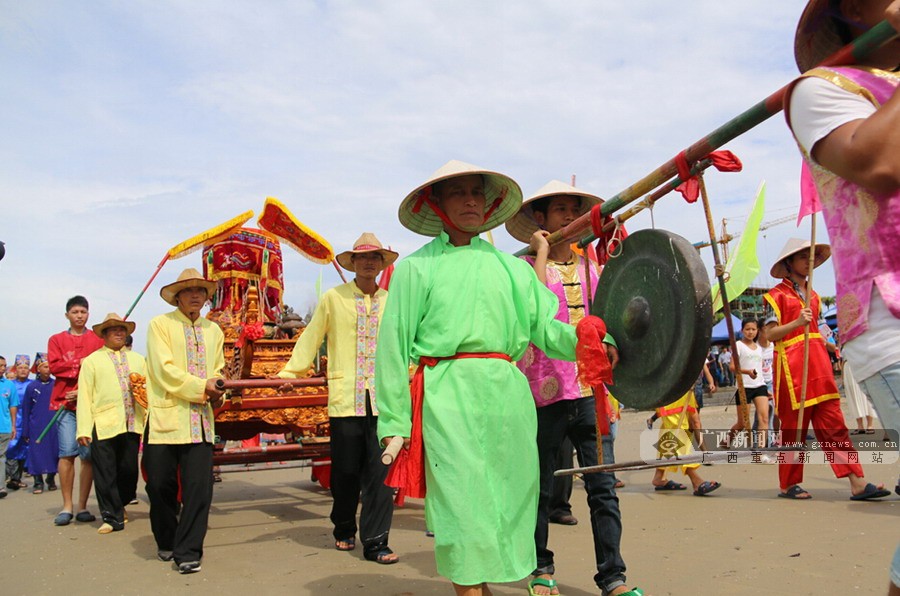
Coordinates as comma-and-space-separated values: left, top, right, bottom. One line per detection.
770, 237, 831, 278
794, 0, 844, 72
399, 160, 523, 236
505, 180, 603, 243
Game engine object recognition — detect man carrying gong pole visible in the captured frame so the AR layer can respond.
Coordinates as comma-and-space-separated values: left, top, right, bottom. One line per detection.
784, 1, 900, 591
506, 181, 642, 596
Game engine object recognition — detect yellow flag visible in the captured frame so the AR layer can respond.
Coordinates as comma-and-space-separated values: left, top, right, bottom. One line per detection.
167, 210, 254, 259
711, 182, 766, 312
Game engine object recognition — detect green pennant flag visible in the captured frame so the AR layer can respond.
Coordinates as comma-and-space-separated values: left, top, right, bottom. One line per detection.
712, 181, 766, 313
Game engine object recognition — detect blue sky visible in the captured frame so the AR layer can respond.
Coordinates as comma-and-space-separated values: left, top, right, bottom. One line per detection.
0, 1, 825, 361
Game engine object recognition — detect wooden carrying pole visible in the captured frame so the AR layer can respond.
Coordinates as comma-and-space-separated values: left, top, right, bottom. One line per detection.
698, 176, 753, 435
215, 377, 327, 391
514, 20, 897, 256
555, 446, 802, 476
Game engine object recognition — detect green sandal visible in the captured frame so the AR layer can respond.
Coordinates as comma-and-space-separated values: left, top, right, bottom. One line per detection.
528, 577, 560, 596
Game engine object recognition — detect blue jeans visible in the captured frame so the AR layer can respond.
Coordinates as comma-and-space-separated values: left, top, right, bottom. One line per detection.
859, 362, 900, 589
57, 410, 90, 460
535, 398, 626, 595
0, 433, 9, 485
859, 362, 900, 437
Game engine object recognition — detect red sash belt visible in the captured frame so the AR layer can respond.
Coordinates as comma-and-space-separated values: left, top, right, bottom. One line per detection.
385, 352, 512, 504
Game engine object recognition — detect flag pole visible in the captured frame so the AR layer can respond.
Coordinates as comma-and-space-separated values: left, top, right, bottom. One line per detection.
124, 254, 169, 320
795, 216, 818, 444
331, 260, 348, 284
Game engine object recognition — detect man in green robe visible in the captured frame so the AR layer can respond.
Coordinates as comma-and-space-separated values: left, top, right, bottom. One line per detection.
376, 160, 578, 596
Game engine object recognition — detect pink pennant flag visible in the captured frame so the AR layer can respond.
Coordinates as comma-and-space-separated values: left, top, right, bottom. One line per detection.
797, 161, 822, 225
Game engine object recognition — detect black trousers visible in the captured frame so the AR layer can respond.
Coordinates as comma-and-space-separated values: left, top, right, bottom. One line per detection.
91, 429, 140, 529
329, 406, 393, 555
143, 433, 213, 564
549, 437, 574, 517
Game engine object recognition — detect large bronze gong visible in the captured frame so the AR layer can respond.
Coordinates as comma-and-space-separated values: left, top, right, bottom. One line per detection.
592, 229, 712, 410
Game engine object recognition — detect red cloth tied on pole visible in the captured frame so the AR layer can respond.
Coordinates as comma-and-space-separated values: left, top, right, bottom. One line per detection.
576, 316, 614, 435
384, 352, 512, 506
674, 150, 743, 203
589, 204, 628, 267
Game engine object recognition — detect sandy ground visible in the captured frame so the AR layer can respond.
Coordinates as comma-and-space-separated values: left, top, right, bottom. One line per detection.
2, 399, 898, 596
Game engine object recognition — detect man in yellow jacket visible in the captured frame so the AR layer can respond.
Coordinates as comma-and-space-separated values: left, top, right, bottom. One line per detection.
277, 233, 399, 564
144, 268, 224, 574
76, 313, 146, 535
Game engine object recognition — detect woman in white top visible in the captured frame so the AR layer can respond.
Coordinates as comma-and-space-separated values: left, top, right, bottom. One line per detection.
726, 318, 770, 449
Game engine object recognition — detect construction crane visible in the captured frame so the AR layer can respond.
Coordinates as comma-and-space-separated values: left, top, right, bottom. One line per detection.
693, 213, 796, 261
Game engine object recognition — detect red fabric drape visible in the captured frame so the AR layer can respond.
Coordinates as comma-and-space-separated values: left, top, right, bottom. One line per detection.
575, 316, 614, 435
384, 352, 512, 505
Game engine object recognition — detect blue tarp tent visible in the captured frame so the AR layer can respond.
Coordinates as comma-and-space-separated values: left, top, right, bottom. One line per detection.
711, 314, 744, 344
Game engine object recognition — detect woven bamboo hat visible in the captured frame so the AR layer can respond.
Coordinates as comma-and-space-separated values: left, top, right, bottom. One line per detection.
770, 237, 831, 278
794, 0, 847, 72
160, 268, 217, 306
505, 180, 603, 243
399, 160, 523, 236
92, 312, 136, 336
335, 233, 399, 272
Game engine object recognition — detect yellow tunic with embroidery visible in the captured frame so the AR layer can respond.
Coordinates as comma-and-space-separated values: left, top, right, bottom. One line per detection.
76, 347, 147, 441
278, 282, 386, 417
145, 310, 225, 445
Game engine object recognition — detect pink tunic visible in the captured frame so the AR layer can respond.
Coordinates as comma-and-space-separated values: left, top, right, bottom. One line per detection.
785, 66, 900, 342
518, 254, 599, 406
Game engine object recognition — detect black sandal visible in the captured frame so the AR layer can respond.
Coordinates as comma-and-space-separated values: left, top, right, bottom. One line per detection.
364, 546, 398, 565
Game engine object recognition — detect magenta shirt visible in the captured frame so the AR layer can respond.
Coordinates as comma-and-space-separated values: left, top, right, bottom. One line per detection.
518, 254, 599, 407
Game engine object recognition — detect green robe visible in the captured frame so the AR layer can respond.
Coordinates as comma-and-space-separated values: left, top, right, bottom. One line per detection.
376, 231, 576, 585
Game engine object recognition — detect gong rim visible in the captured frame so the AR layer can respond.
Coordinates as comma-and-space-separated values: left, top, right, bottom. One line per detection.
593, 229, 712, 410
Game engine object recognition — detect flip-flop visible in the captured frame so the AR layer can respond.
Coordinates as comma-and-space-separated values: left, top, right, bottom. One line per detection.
693, 481, 721, 496
527, 576, 560, 596
850, 482, 891, 501
654, 480, 687, 491
850, 429, 865, 435
778, 485, 812, 500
